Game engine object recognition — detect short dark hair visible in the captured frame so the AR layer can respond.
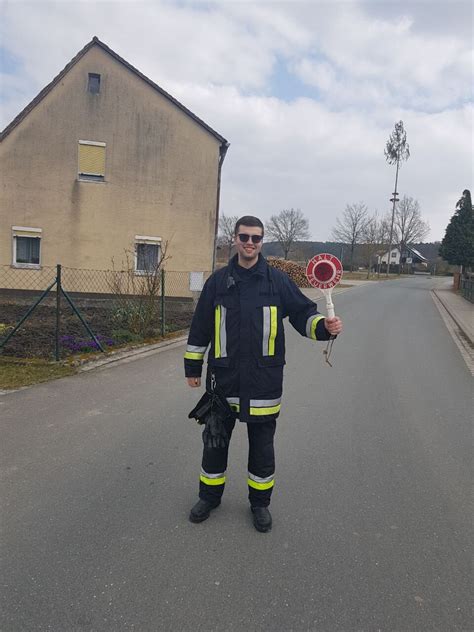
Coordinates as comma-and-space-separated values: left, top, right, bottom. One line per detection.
234, 216, 264, 235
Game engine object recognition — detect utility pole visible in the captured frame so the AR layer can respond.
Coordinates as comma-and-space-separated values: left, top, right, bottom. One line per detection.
388, 187, 399, 276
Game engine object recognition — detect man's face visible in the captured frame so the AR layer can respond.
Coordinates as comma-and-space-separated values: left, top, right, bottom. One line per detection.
234, 224, 264, 265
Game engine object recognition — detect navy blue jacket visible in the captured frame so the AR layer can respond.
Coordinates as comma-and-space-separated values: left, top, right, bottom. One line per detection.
184, 254, 331, 423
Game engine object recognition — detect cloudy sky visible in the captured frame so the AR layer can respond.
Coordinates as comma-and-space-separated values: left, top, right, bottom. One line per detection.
1, 0, 472, 241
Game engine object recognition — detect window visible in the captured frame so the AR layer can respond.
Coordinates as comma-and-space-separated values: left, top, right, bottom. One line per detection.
135, 236, 162, 274
78, 140, 106, 181
391, 252, 397, 258
88, 73, 101, 94
12, 227, 42, 267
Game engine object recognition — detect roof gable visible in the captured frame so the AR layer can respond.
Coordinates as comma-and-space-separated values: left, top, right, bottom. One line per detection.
0, 36, 228, 146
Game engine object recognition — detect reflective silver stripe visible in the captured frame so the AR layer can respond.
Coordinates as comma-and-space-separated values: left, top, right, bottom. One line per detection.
250, 398, 281, 408
219, 305, 227, 358
187, 345, 207, 353
227, 397, 240, 412
248, 472, 274, 484
306, 314, 324, 340
200, 468, 226, 479
262, 306, 270, 355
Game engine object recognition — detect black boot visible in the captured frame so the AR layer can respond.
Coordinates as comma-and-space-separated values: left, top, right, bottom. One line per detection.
251, 506, 272, 532
189, 499, 220, 523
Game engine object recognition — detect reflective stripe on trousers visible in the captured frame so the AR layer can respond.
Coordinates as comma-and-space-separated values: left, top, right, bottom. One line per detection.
200, 467, 226, 486
247, 471, 274, 490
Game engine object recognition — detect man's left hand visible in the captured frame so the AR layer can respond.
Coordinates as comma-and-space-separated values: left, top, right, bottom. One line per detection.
325, 317, 343, 336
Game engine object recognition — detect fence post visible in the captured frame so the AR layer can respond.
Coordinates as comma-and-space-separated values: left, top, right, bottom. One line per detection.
55, 264, 61, 361
161, 268, 166, 337
0, 278, 58, 352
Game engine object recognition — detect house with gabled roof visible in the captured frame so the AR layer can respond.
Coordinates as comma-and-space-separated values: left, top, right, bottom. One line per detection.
0, 37, 229, 291
377, 245, 428, 272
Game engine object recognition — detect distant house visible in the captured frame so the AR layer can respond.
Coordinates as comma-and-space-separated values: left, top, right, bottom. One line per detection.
0, 37, 229, 292
377, 245, 428, 271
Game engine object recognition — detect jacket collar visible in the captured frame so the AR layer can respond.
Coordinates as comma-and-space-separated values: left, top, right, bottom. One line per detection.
228, 253, 267, 280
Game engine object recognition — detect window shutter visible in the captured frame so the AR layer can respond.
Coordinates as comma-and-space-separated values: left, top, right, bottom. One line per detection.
78, 142, 106, 176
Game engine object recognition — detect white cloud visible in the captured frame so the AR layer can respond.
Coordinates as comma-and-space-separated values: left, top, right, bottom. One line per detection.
0, 0, 472, 241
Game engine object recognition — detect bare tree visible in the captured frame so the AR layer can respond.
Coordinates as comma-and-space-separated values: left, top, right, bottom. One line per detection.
362, 212, 382, 279
376, 214, 392, 276
218, 214, 239, 259
385, 120, 410, 275
393, 196, 430, 273
265, 209, 310, 259
331, 202, 369, 272
362, 212, 393, 278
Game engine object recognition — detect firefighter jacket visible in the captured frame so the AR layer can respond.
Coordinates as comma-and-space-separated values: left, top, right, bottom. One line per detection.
184, 254, 331, 423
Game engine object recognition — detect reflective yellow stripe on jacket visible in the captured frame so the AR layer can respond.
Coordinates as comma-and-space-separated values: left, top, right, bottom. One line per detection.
306, 315, 325, 340
184, 345, 207, 360
262, 306, 278, 356
249, 398, 281, 416
214, 305, 227, 358
227, 397, 240, 413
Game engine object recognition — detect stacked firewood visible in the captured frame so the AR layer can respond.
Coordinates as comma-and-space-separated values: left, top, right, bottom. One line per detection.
266, 257, 311, 287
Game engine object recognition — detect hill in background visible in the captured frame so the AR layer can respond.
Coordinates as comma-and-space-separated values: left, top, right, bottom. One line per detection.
260, 241, 442, 268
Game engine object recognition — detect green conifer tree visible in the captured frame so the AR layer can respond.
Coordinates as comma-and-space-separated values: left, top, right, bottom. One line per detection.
439, 190, 474, 272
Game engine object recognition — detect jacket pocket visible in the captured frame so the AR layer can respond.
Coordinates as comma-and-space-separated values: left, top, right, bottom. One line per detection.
209, 356, 232, 368
257, 355, 285, 367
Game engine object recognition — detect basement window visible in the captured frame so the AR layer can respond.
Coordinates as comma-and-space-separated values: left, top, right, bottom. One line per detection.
88, 73, 101, 94
78, 140, 106, 181
12, 227, 42, 268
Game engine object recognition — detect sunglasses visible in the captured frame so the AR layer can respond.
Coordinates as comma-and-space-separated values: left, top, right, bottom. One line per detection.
237, 233, 263, 244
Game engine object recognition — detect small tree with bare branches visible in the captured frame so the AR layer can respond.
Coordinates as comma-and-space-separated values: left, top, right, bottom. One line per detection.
393, 196, 430, 273
332, 203, 369, 272
218, 214, 239, 259
265, 209, 310, 260
362, 212, 388, 279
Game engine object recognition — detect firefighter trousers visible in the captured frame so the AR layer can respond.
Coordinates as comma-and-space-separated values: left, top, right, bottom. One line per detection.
199, 418, 276, 507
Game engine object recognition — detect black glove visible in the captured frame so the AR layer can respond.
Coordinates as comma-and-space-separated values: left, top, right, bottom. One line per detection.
188, 391, 212, 425
188, 383, 234, 449
202, 406, 231, 449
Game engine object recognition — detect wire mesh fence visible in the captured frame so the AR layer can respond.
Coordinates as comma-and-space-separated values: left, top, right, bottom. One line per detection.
460, 276, 473, 303
0, 265, 210, 359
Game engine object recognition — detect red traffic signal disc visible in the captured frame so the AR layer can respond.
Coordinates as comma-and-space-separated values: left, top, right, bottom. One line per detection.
306, 253, 343, 289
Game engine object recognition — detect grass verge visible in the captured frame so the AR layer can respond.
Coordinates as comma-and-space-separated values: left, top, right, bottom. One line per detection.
0, 357, 77, 390
0, 329, 188, 390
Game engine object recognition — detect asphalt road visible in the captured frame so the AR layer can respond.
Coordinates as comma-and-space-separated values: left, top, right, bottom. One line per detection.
1, 277, 472, 632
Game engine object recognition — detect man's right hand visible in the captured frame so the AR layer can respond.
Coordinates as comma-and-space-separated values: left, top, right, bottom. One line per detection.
187, 377, 201, 388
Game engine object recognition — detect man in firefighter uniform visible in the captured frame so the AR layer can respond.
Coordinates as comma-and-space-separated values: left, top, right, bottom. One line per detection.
185, 216, 343, 532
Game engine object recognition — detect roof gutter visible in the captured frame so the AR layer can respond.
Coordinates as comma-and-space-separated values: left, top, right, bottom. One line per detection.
212, 141, 230, 272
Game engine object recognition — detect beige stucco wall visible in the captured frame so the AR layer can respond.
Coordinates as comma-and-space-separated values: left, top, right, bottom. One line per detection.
0, 44, 223, 292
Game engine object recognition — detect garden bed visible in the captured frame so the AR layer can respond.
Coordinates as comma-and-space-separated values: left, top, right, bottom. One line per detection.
0, 298, 194, 359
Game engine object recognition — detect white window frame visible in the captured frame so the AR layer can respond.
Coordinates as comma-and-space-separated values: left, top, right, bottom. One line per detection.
134, 235, 162, 275
12, 226, 42, 269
